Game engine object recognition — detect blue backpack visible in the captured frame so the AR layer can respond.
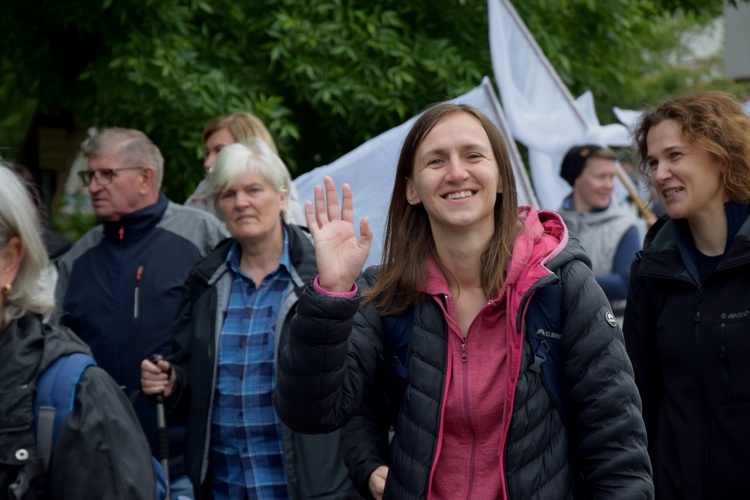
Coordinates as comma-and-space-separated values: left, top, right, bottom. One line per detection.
382, 269, 568, 425
9, 353, 168, 499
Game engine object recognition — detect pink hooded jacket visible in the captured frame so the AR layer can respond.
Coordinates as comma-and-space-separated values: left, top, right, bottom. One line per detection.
423, 206, 567, 499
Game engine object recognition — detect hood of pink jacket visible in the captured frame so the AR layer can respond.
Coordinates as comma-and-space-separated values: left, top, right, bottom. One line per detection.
422, 206, 568, 307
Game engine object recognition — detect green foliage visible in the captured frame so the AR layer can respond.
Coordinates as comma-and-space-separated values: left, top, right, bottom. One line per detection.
0, 84, 36, 160
652, 0, 725, 16
629, 56, 750, 110
0, 0, 747, 205
51, 196, 99, 244
0, 73, 36, 161
264, 0, 486, 166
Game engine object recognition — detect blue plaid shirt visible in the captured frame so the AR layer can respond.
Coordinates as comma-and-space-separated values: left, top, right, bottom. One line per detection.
209, 231, 291, 499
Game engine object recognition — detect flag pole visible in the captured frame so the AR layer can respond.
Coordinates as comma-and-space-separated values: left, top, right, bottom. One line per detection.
613, 167, 655, 222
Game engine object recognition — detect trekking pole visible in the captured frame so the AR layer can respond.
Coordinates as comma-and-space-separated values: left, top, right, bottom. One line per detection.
148, 354, 171, 500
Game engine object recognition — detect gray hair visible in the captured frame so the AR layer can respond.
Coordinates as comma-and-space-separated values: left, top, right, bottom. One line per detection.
84, 127, 165, 189
204, 140, 294, 223
0, 163, 54, 325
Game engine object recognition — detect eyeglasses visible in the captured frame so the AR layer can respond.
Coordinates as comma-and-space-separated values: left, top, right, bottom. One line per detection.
77, 166, 143, 187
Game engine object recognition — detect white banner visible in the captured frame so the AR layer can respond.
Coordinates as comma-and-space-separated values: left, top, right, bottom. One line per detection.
489, 0, 635, 211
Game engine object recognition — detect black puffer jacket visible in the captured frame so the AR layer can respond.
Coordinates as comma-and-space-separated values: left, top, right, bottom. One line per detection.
624, 204, 750, 499
275, 212, 653, 499
0, 315, 156, 499
167, 224, 355, 500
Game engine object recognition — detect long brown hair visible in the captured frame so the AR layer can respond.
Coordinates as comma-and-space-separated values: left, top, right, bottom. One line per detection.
364, 103, 520, 315
633, 91, 750, 204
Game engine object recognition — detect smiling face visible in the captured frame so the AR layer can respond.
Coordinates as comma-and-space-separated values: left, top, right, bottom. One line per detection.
573, 156, 617, 212
218, 168, 286, 245
405, 112, 501, 237
204, 127, 236, 171
646, 119, 726, 225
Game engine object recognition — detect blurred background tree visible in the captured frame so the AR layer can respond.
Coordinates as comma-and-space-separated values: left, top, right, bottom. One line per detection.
1, 0, 748, 238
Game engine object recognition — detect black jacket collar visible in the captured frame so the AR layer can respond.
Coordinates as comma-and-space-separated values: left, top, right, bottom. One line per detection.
639, 203, 750, 282
189, 222, 316, 289
102, 193, 169, 243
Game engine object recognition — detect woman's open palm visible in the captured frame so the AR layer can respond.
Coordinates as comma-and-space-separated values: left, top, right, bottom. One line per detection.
305, 176, 372, 292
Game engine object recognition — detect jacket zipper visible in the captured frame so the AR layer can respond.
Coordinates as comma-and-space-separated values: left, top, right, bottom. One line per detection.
447, 293, 480, 499
134, 265, 143, 319
461, 337, 477, 500
116, 224, 126, 384
719, 322, 733, 404
0, 424, 31, 434
693, 288, 712, 498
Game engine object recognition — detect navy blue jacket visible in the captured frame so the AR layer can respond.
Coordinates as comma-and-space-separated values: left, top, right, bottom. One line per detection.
54, 193, 227, 476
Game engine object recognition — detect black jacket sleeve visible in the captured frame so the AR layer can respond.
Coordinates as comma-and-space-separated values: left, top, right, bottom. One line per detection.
274, 272, 384, 434
561, 259, 654, 498
340, 394, 391, 499
165, 279, 196, 417
50, 366, 157, 500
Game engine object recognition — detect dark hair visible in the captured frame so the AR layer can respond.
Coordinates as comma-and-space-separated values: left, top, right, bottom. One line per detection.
560, 145, 616, 187
633, 91, 750, 204
364, 103, 520, 314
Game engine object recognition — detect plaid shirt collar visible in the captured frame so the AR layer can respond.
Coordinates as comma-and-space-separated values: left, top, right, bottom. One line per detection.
224, 226, 291, 282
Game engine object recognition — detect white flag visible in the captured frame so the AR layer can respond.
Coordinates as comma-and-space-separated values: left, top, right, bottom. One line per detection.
489, 0, 634, 211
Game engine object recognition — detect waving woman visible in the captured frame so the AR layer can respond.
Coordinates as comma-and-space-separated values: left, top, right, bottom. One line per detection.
274, 103, 653, 499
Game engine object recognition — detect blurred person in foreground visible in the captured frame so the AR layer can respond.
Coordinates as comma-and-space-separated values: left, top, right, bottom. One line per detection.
54, 127, 227, 498
0, 162, 156, 498
186, 112, 305, 225
7, 163, 71, 270
142, 140, 355, 499
558, 145, 641, 318
273, 102, 653, 499
625, 91, 750, 499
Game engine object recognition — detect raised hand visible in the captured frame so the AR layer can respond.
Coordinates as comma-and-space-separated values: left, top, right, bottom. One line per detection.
306, 176, 372, 292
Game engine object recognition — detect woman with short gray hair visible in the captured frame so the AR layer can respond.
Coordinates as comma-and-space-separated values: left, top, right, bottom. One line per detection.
141, 141, 355, 499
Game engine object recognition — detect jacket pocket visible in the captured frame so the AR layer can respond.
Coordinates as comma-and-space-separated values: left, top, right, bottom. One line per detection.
705, 317, 750, 405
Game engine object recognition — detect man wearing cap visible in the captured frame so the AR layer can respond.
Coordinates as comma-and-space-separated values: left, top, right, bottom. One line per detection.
558, 144, 641, 319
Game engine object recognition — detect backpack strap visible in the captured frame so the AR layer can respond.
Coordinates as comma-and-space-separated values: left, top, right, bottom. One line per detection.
10, 353, 96, 499
34, 408, 56, 474
43, 355, 168, 500
381, 306, 416, 425
35, 353, 97, 471
382, 307, 415, 379
34, 353, 97, 449
526, 268, 568, 424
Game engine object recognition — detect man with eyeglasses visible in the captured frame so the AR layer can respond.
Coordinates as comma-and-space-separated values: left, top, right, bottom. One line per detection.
54, 127, 227, 499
